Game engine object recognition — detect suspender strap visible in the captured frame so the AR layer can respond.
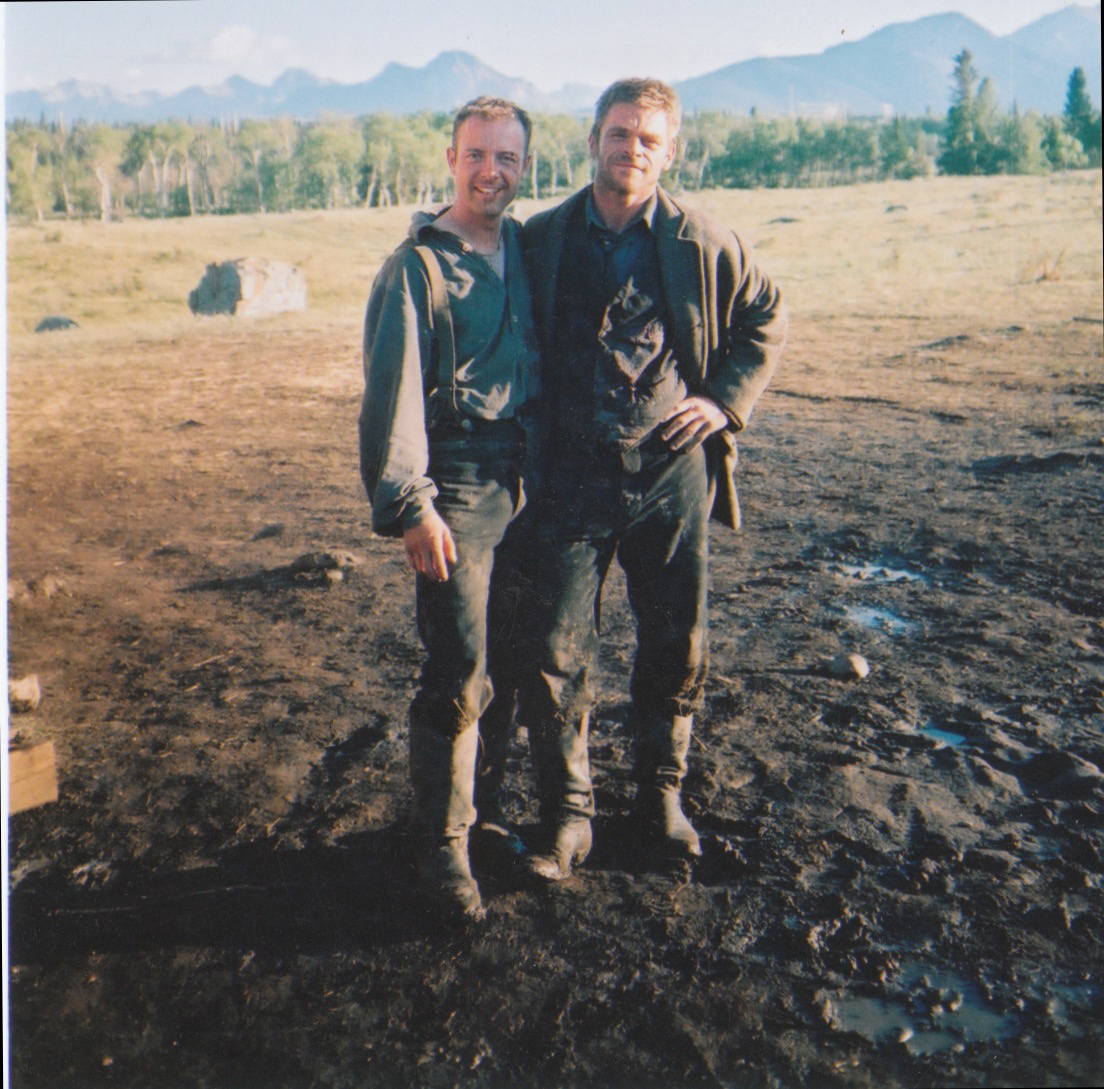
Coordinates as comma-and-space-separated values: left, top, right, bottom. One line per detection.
413, 244, 459, 418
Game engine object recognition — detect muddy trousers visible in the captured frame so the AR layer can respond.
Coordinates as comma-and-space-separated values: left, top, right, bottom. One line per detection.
406, 423, 528, 913
521, 444, 711, 828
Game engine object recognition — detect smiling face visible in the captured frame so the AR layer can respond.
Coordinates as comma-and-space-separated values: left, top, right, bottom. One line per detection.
446, 115, 529, 224
589, 102, 678, 204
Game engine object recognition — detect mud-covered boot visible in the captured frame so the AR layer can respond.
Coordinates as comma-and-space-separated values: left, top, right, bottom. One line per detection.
527, 816, 593, 881
632, 714, 702, 862
525, 713, 595, 882
471, 691, 529, 872
418, 836, 484, 920
409, 722, 486, 922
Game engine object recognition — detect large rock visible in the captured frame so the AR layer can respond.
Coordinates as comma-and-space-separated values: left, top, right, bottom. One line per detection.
188, 258, 307, 317
9, 674, 42, 713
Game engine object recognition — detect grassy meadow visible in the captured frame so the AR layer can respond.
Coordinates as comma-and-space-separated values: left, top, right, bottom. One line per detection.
7, 171, 1102, 347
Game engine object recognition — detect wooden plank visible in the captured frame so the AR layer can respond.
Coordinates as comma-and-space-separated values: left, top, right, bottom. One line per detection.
8, 742, 58, 814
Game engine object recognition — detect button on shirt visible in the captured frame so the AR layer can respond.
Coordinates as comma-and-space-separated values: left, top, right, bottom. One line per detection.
553, 191, 689, 453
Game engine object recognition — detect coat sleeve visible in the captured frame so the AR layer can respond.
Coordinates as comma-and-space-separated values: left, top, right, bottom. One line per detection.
701, 229, 788, 433
358, 247, 439, 536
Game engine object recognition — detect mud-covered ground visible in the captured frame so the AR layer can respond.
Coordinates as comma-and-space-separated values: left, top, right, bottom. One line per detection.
7, 182, 1104, 1088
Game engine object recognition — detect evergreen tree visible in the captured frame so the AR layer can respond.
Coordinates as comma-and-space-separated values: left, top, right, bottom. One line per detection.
939, 51, 1009, 175
940, 50, 981, 174
1063, 67, 1102, 162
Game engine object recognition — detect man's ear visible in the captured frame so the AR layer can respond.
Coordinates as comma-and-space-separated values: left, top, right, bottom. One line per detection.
446, 145, 457, 173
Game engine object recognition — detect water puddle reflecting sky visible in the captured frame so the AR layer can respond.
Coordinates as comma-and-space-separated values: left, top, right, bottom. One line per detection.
822, 962, 1018, 1054
843, 605, 916, 635
920, 724, 968, 747
822, 962, 1100, 1056
838, 562, 927, 585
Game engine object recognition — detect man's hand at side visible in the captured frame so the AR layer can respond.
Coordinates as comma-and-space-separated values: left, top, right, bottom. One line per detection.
660, 396, 729, 451
403, 511, 458, 582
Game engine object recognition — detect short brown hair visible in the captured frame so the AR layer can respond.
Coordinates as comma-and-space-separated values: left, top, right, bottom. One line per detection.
452, 96, 533, 154
591, 78, 682, 144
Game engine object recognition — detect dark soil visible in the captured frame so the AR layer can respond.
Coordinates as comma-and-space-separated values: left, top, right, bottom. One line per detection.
7, 310, 1104, 1088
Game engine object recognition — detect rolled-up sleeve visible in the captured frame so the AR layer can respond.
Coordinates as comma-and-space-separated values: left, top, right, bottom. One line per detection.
358, 249, 439, 536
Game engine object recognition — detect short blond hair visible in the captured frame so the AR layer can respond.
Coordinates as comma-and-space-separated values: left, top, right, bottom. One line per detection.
591, 78, 682, 143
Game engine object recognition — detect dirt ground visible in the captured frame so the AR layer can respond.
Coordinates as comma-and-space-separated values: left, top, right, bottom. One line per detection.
6, 175, 1104, 1088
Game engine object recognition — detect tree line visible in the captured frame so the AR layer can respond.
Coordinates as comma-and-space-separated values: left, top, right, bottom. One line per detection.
6, 60, 1100, 222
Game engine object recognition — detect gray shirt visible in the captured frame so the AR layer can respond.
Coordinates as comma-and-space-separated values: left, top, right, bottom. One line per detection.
359, 210, 540, 534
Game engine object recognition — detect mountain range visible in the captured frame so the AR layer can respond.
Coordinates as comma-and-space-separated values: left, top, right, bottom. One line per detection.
6, 5, 1101, 125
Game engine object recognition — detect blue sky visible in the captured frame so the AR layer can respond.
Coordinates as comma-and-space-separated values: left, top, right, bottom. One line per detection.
2, 0, 1090, 94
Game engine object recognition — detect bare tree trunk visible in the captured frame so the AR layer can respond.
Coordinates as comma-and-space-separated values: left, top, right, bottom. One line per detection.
159, 152, 175, 214
249, 149, 266, 213
94, 166, 113, 222
183, 160, 195, 215
27, 142, 45, 222
147, 151, 165, 214
696, 149, 710, 190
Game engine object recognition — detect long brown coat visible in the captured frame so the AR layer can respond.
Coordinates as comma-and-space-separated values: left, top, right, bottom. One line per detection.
521, 185, 788, 529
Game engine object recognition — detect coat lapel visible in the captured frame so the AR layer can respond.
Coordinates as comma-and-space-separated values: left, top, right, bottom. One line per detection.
654, 189, 708, 388
540, 189, 586, 340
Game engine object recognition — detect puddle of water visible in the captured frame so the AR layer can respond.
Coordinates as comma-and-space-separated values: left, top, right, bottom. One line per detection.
1037, 983, 1101, 1037
839, 562, 926, 584
821, 962, 1020, 1055
920, 724, 967, 747
1079, 660, 1104, 682
843, 605, 915, 635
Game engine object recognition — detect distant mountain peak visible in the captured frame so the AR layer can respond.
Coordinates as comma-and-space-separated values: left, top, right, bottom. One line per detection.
272, 68, 328, 87
6, 8, 1100, 124
429, 49, 487, 65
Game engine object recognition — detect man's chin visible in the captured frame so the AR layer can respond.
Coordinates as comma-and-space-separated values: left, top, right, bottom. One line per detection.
599, 176, 643, 199
474, 192, 512, 213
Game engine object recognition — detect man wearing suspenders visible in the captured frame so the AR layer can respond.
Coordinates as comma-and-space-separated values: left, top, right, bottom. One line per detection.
359, 98, 539, 922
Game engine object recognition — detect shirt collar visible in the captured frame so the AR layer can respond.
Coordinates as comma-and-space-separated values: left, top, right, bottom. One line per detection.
584, 187, 658, 235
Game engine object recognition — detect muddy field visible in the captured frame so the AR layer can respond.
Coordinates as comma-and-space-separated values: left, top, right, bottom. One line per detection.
6, 173, 1104, 1088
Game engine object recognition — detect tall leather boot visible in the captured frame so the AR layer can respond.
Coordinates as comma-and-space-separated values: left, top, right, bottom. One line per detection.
471, 692, 528, 870
525, 713, 595, 882
632, 713, 702, 861
409, 721, 485, 922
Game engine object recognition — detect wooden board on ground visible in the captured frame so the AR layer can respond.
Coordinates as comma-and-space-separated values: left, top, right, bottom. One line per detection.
9, 742, 58, 814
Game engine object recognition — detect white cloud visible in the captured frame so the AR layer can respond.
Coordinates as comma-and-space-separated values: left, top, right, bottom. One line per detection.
190, 24, 296, 69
